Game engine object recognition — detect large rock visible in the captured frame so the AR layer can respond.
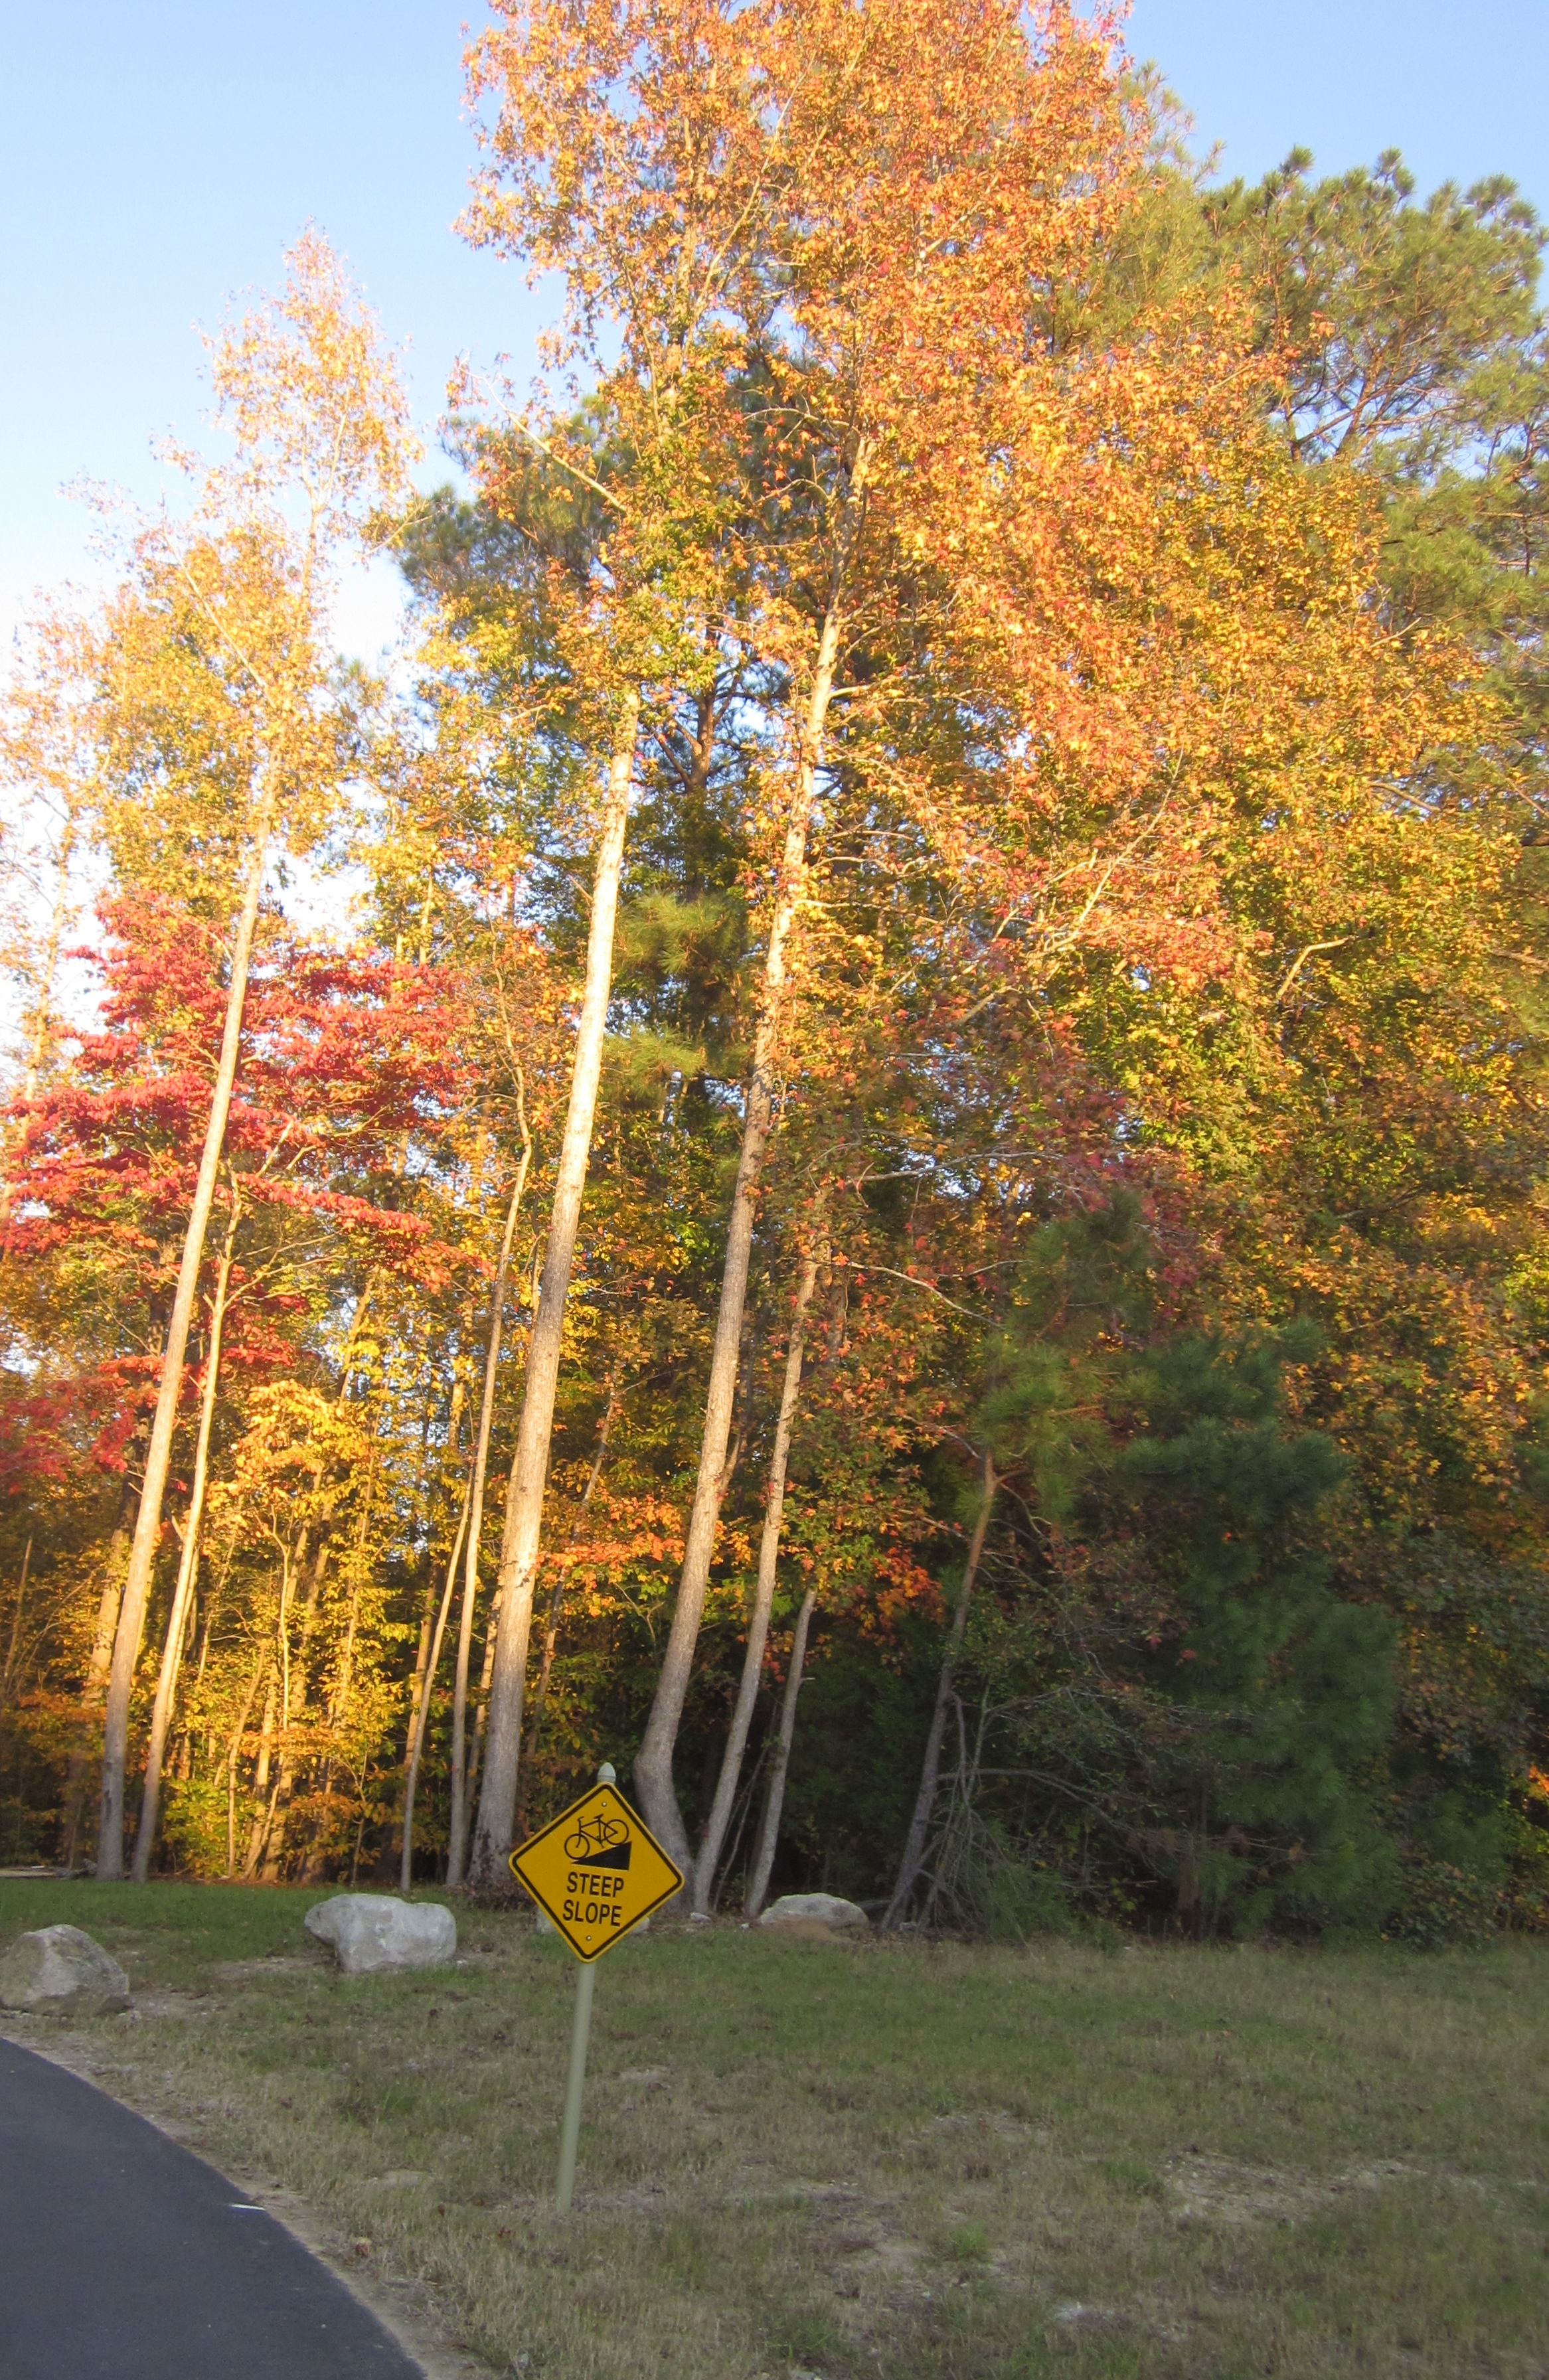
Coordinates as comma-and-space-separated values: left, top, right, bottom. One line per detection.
0, 1924, 131, 2014
304, 1895, 455, 1975
757, 1893, 870, 1931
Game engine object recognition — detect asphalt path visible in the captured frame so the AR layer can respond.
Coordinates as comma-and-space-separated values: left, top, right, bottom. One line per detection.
0, 2037, 424, 2378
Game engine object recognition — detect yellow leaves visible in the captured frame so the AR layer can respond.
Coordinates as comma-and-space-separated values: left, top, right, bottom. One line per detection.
210, 1380, 370, 1526
29, 234, 422, 913
203, 228, 420, 533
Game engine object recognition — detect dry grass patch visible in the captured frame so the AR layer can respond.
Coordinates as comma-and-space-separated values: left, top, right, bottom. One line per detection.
1, 1881, 1546, 2379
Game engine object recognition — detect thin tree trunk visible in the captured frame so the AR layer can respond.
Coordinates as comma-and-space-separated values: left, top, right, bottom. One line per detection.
635, 445, 869, 1864
222, 1651, 268, 1877
131, 1192, 239, 1881
525, 1362, 621, 1769
2, 1538, 32, 1698
691, 1246, 819, 1913
744, 1587, 817, 1921
883, 1453, 997, 1930
400, 1479, 471, 1892
469, 690, 639, 1886
258, 1544, 299, 1882
447, 1106, 532, 1887
260, 1300, 378, 1862
329, 1435, 381, 1724
242, 1664, 280, 1878
98, 808, 275, 1877
62, 1470, 139, 1869
400, 1372, 468, 1757
465, 1616, 500, 1821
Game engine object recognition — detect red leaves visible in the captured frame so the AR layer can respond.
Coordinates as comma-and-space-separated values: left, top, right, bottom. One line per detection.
1, 895, 486, 1490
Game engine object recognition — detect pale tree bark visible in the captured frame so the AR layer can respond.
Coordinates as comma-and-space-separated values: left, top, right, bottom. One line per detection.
635, 444, 870, 1864
254, 1535, 301, 1883
469, 690, 640, 1886
404, 1371, 469, 1740
98, 801, 276, 1877
60, 1403, 157, 1865
62, 1516, 131, 1871
258, 1261, 384, 1865
447, 1104, 532, 1887
525, 1360, 622, 1773
691, 1245, 819, 1913
744, 1586, 817, 1921
242, 1664, 280, 1879
131, 1189, 240, 1881
465, 1625, 499, 1828
2, 1539, 31, 1700
222, 1651, 268, 1877
884, 1452, 997, 1930
399, 1478, 472, 1891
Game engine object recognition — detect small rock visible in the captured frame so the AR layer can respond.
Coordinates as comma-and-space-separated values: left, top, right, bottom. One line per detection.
303, 1895, 455, 1975
0, 1924, 131, 2014
757, 1893, 869, 1931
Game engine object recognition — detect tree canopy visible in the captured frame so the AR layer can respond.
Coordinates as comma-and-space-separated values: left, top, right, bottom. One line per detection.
3, 4, 1547, 1944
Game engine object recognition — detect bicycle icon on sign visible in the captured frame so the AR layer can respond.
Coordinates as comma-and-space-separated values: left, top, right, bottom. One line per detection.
564, 1810, 630, 1862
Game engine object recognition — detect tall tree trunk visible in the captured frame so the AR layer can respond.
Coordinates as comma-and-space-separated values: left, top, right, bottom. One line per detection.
61, 1459, 142, 1868
447, 1109, 532, 1887
691, 1246, 819, 1912
262, 1277, 382, 1862
465, 1625, 499, 1822
222, 1652, 268, 1877
2, 1538, 32, 1699
402, 1370, 469, 1752
242, 1664, 280, 1878
884, 1453, 997, 1931
744, 1587, 817, 1921
400, 1480, 471, 1891
98, 809, 275, 1877
329, 1433, 382, 1725
469, 691, 640, 1886
635, 445, 869, 1864
524, 1361, 621, 1779
257, 1541, 301, 1883
131, 1192, 240, 1881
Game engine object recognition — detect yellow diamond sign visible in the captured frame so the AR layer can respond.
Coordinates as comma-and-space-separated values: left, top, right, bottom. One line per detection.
510, 1782, 683, 1960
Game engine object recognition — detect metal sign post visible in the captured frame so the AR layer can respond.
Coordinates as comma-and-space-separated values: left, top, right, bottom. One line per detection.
555, 1960, 596, 2215
510, 1759, 685, 2213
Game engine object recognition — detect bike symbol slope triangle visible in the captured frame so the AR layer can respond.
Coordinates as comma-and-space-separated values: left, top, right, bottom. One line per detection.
510, 1782, 683, 1960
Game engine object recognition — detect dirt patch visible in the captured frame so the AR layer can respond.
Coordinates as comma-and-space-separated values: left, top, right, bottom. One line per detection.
1165, 2151, 1416, 2226
207, 1955, 324, 1984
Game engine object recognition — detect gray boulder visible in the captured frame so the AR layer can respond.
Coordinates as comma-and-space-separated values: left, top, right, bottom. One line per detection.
304, 1895, 455, 1975
0, 1924, 131, 2013
757, 1892, 870, 1931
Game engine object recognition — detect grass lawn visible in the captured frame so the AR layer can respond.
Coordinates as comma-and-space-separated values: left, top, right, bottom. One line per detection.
1, 1879, 1544, 2379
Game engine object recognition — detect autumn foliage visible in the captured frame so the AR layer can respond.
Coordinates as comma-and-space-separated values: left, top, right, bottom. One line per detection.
2, 4, 1548, 1941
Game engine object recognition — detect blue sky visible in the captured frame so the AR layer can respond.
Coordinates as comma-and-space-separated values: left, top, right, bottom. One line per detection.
3, 1, 1546, 645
